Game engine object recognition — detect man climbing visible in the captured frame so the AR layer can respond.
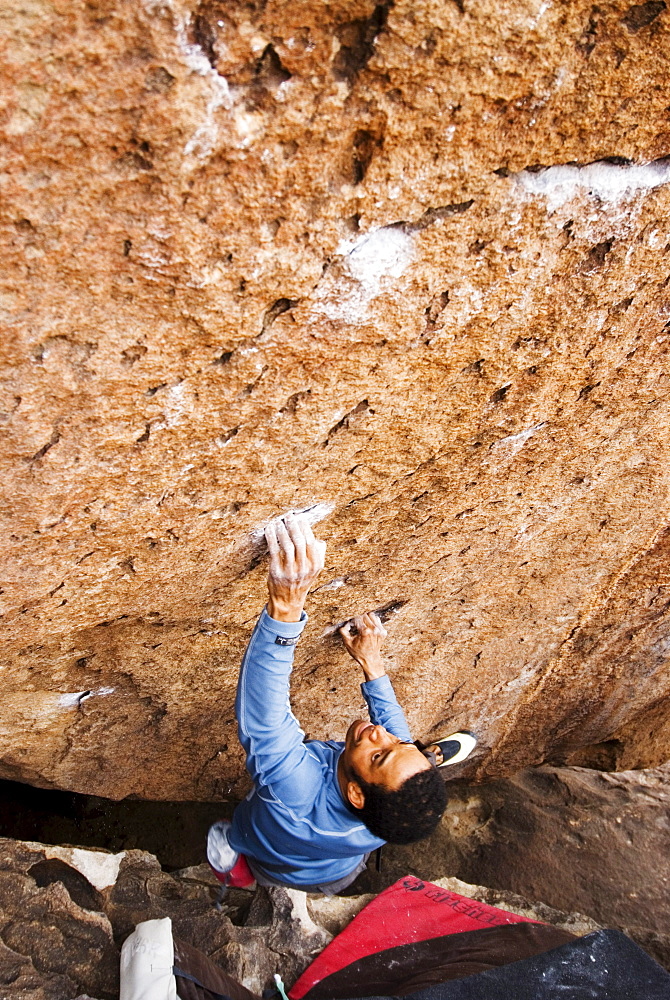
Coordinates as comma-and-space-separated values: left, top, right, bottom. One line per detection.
207, 513, 475, 895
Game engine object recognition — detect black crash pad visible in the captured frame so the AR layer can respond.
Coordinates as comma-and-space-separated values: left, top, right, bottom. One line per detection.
339, 930, 670, 1000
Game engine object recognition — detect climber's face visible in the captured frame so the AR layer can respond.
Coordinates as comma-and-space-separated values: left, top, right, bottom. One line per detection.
340, 719, 431, 801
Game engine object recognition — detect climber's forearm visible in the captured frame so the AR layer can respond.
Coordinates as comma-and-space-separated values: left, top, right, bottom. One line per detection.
359, 655, 386, 681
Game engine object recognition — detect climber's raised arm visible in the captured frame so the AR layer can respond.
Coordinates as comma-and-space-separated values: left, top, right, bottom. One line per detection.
210, 516, 455, 893
234, 514, 326, 790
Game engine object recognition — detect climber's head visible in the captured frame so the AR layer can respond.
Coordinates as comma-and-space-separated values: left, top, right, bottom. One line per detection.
338, 720, 447, 844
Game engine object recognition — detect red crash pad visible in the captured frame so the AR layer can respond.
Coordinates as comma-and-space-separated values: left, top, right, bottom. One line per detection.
290, 876, 536, 1000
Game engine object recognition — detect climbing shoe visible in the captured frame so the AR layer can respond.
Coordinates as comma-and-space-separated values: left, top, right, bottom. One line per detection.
207, 819, 238, 876
424, 731, 477, 767
207, 819, 255, 888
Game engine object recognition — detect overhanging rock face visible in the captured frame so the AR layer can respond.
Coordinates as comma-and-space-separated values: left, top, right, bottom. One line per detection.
2, 0, 670, 799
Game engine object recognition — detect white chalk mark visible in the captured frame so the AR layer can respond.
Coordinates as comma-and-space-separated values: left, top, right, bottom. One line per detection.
180, 20, 232, 159
234, 108, 265, 147
59, 691, 86, 708
320, 227, 413, 323
525, 0, 552, 28
250, 502, 333, 538
163, 381, 189, 427
285, 501, 335, 526
515, 160, 670, 211
333, 227, 414, 299
490, 422, 546, 459
58, 687, 115, 708
345, 227, 413, 288
250, 502, 334, 544
140, 0, 232, 160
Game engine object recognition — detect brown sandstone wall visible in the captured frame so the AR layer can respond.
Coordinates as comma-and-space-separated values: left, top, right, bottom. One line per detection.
2, 0, 670, 799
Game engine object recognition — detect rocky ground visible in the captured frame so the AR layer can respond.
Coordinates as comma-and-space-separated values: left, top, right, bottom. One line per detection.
0, 837, 601, 1000
1, 760, 668, 995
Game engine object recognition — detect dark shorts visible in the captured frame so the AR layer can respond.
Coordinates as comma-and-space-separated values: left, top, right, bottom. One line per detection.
246, 853, 369, 896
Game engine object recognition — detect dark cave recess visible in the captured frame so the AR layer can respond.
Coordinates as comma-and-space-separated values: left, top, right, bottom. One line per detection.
0, 778, 234, 870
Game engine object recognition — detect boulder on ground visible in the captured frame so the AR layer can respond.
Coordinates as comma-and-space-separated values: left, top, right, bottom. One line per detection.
379, 763, 670, 969
0, 836, 603, 998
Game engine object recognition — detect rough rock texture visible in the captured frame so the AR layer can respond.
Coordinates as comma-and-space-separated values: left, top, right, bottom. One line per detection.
0, 838, 330, 999
2, 0, 670, 798
0, 837, 601, 1000
378, 764, 670, 968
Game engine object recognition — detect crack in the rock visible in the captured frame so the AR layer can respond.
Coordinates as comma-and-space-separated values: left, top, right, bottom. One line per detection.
261, 297, 300, 334
28, 428, 60, 464
404, 200, 474, 233
578, 240, 613, 274
332, 1, 394, 83
345, 488, 382, 506
212, 299, 300, 367
351, 127, 384, 185
195, 742, 230, 789
323, 599, 408, 640
427, 552, 452, 569
620, 0, 666, 33
191, 5, 218, 68
478, 520, 670, 777
219, 425, 240, 444
279, 390, 311, 416
323, 399, 370, 446
135, 422, 151, 445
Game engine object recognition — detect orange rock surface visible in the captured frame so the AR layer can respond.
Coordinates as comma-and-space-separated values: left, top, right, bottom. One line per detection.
1, 0, 670, 799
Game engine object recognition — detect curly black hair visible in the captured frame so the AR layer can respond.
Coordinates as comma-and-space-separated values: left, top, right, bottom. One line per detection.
348, 766, 448, 845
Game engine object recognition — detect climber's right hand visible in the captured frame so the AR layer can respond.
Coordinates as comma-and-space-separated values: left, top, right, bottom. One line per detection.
265, 513, 326, 622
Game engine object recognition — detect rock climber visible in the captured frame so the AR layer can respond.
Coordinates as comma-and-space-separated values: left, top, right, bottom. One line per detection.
207, 513, 476, 895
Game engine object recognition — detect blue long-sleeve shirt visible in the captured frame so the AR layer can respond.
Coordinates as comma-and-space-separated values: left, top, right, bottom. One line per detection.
228, 608, 413, 887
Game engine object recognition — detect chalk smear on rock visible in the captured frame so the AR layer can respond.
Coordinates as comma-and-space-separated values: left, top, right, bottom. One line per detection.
317, 227, 414, 323
515, 160, 670, 211
248, 502, 335, 549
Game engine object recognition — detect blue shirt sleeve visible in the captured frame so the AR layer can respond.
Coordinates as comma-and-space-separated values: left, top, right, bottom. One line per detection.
361, 674, 413, 743
235, 607, 322, 809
